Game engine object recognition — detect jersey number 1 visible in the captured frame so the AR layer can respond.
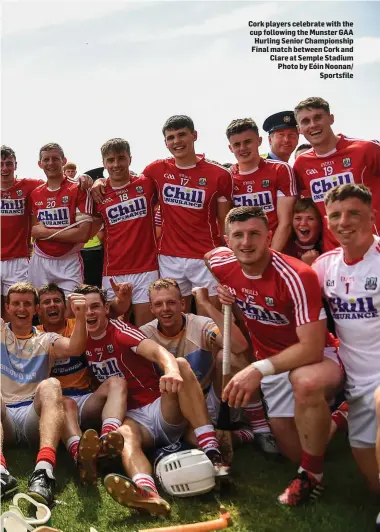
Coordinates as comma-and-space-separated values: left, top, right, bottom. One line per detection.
345, 282, 350, 294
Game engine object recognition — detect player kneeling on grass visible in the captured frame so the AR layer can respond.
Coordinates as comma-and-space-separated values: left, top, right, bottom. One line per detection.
36, 283, 132, 485
205, 206, 344, 507
142, 278, 278, 454
73, 284, 229, 516
0, 283, 87, 507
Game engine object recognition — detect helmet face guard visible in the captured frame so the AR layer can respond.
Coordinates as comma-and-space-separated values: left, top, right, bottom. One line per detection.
155, 449, 216, 497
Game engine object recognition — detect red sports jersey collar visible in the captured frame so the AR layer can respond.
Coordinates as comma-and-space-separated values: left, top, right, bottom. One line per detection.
175, 154, 205, 169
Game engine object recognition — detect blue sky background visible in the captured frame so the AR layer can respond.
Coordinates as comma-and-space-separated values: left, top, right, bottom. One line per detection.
3, 0, 380, 177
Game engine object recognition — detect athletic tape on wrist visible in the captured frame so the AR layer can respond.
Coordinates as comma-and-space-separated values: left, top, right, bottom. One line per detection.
251, 359, 275, 377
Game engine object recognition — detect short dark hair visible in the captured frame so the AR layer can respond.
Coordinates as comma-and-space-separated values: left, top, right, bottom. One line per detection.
38, 283, 66, 304
226, 118, 259, 140
225, 206, 269, 232
324, 184, 372, 207
295, 143, 312, 154
39, 143, 65, 160
7, 282, 39, 306
294, 97, 330, 118
74, 284, 107, 305
1, 145, 16, 161
101, 138, 131, 159
293, 198, 321, 218
162, 115, 194, 135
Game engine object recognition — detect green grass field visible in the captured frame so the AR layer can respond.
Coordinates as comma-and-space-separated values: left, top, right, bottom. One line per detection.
2, 434, 377, 532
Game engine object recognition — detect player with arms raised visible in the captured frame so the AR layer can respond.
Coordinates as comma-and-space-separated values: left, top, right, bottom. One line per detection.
205, 206, 343, 506
294, 96, 380, 251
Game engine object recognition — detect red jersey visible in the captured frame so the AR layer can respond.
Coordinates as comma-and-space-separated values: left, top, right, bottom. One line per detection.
95, 176, 158, 275
31, 178, 93, 258
143, 155, 233, 259
294, 135, 380, 251
232, 159, 297, 232
208, 248, 325, 360
1, 178, 44, 261
85, 319, 161, 410
283, 239, 321, 261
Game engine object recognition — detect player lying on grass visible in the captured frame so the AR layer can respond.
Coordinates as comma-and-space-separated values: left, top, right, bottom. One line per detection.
72, 284, 230, 516
205, 206, 344, 507
0, 282, 87, 507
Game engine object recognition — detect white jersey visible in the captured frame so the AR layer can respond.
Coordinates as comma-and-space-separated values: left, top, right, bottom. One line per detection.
312, 236, 380, 395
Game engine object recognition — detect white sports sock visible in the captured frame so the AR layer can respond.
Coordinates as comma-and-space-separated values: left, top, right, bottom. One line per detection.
34, 460, 54, 473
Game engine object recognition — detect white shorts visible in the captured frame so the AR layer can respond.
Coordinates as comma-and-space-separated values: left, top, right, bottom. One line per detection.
158, 255, 218, 297
1, 258, 29, 296
261, 346, 342, 419
6, 401, 40, 445
63, 391, 93, 425
28, 253, 84, 295
346, 379, 380, 448
126, 397, 187, 446
103, 271, 159, 304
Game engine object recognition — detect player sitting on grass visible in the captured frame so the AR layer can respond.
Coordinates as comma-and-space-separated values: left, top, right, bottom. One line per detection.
141, 278, 278, 454
73, 284, 229, 516
0, 282, 87, 507
36, 282, 132, 484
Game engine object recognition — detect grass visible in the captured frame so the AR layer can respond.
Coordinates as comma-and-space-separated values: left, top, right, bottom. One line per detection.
2, 433, 377, 532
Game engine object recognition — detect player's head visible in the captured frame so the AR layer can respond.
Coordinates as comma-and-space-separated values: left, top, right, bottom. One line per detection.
225, 206, 271, 268
1, 145, 17, 185
324, 184, 374, 249
38, 142, 67, 179
162, 115, 197, 161
226, 119, 262, 167
74, 284, 109, 336
292, 198, 322, 246
294, 143, 312, 159
294, 97, 334, 148
101, 138, 131, 185
6, 282, 39, 328
63, 162, 77, 180
149, 278, 185, 331
38, 283, 66, 330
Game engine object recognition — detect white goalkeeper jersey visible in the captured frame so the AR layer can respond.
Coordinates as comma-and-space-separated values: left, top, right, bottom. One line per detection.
312, 236, 380, 395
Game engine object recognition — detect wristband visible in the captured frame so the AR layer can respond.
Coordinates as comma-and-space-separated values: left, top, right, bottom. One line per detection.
251, 359, 275, 377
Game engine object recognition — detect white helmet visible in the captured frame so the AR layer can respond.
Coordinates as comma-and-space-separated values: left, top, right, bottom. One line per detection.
155, 449, 215, 497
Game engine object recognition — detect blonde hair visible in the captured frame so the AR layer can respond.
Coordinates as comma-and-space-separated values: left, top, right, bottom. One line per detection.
148, 278, 181, 299
7, 282, 39, 305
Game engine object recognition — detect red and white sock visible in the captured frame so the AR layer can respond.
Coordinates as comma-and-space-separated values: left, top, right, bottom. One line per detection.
35, 447, 56, 473
132, 473, 158, 494
66, 436, 80, 462
194, 425, 219, 453
0, 453, 8, 474
298, 450, 324, 482
100, 418, 122, 438
245, 402, 271, 433
233, 428, 255, 444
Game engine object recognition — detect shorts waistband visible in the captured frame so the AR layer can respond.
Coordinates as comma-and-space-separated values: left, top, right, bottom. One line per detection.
63, 389, 91, 396
7, 400, 33, 408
